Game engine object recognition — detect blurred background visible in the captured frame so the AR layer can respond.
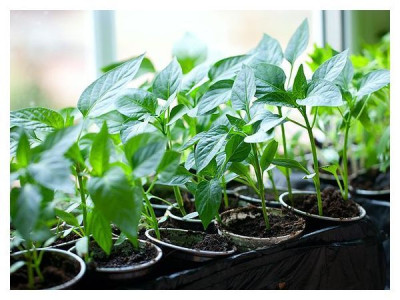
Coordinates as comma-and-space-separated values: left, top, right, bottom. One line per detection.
10, 10, 389, 110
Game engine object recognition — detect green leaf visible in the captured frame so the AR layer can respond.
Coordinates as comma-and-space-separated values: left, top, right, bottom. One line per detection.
181, 64, 208, 93
157, 166, 193, 186
90, 122, 110, 176
172, 32, 207, 74
296, 79, 344, 107
334, 58, 354, 89
195, 179, 222, 229
11, 107, 64, 131
312, 49, 349, 82
87, 167, 142, 246
197, 80, 233, 115
226, 114, 246, 129
54, 208, 80, 228
10, 261, 25, 274
156, 150, 181, 182
124, 133, 167, 178
231, 64, 256, 111
78, 54, 145, 117
293, 64, 308, 98
94, 110, 127, 134
28, 155, 74, 193
272, 158, 310, 174
153, 58, 183, 101
76, 236, 89, 257
87, 208, 112, 255
260, 140, 278, 171
249, 34, 283, 66
101, 56, 155, 77
320, 164, 338, 175
225, 135, 251, 163
120, 119, 157, 144
229, 162, 252, 183
285, 19, 309, 65
256, 91, 297, 108
194, 125, 229, 172
167, 104, 189, 125
38, 125, 81, 156
244, 130, 274, 144
13, 184, 42, 241
252, 63, 286, 97
16, 131, 31, 167
356, 69, 390, 98
208, 55, 249, 82
116, 88, 158, 117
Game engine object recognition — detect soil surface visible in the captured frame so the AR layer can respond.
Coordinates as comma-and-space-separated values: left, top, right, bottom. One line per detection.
292, 187, 360, 218
51, 231, 81, 246
221, 206, 304, 238
11, 251, 80, 289
351, 168, 390, 191
160, 230, 233, 252
238, 186, 281, 202
90, 240, 157, 269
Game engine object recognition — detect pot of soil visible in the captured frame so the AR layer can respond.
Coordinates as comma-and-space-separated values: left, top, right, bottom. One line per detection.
145, 228, 236, 262
10, 248, 86, 290
47, 226, 83, 250
279, 188, 366, 225
349, 168, 390, 200
233, 185, 289, 208
217, 206, 306, 251
69, 239, 162, 281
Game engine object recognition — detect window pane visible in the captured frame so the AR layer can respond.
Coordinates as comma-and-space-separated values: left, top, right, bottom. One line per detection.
115, 11, 318, 71
11, 10, 94, 110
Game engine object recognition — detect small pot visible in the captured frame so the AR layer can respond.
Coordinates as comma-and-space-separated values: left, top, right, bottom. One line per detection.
11, 248, 86, 290
349, 169, 390, 200
217, 207, 305, 251
145, 228, 236, 262
279, 191, 366, 223
69, 239, 162, 281
234, 185, 289, 208
166, 202, 206, 232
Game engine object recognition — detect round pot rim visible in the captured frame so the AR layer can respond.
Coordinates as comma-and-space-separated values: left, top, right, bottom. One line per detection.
218, 206, 305, 242
349, 168, 390, 195
279, 191, 366, 222
69, 239, 162, 273
166, 203, 202, 223
11, 247, 86, 290
233, 185, 294, 204
145, 228, 236, 257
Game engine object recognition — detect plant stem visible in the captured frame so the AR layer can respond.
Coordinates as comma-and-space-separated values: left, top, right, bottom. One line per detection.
342, 118, 351, 200
278, 107, 293, 205
142, 188, 160, 240
251, 143, 270, 229
222, 175, 229, 208
32, 249, 43, 282
302, 109, 323, 216
76, 164, 87, 235
268, 170, 279, 201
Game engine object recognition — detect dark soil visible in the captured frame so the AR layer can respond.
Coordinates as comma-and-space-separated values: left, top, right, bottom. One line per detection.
51, 231, 81, 246
90, 240, 157, 269
10, 251, 80, 289
221, 206, 304, 238
237, 186, 281, 202
160, 230, 233, 252
171, 196, 241, 217
292, 187, 360, 218
351, 168, 390, 191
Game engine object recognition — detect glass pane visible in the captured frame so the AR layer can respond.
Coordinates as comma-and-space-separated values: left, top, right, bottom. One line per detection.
11, 10, 94, 110
115, 11, 318, 71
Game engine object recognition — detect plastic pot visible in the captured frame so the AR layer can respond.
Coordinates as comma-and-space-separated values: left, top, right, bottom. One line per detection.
279, 191, 366, 224
217, 207, 305, 251
11, 248, 86, 290
234, 185, 290, 208
69, 239, 162, 281
145, 228, 236, 262
349, 168, 390, 200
